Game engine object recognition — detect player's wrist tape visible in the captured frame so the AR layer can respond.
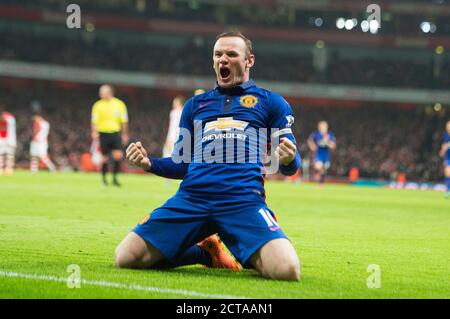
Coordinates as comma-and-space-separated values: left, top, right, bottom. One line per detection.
271, 128, 292, 138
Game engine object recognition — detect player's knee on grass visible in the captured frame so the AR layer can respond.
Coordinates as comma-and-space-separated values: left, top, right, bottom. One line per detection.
251, 238, 301, 282
115, 232, 162, 269
114, 245, 154, 269
263, 252, 300, 281
115, 249, 140, 268
273, 256, 301, 281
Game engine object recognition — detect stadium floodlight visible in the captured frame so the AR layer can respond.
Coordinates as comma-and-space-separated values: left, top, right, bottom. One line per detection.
352, 18, 358, 27
361, 20, 370, 32
336, 18, 345, 29
420, 22, 431, 33
430, 24, 437, 33
315, 17, 323, 27
345, 19, 354, 30
369, 20, 379, 34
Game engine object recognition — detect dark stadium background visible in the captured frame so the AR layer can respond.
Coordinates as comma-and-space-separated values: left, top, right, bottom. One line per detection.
1, 0, 449, 183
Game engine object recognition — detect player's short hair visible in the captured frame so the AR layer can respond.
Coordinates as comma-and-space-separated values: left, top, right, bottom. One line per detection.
216, 30, 253, 59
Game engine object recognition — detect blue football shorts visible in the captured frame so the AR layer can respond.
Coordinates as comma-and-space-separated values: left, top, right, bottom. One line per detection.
314, 153, 330, 170
132, 191, 288, 266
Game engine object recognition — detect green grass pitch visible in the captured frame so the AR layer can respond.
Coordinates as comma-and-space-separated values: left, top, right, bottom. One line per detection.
0, 171, 448, 298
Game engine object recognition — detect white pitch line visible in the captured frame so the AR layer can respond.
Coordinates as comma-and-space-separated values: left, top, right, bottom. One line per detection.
0, 271, 247, 299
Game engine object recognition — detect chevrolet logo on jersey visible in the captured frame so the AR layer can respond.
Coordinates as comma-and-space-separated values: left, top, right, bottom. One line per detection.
204, 117, 249, 133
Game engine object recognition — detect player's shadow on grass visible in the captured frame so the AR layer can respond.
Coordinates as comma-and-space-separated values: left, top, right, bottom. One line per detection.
166, 267, 305, 283
113, 265, 263, 280
165, 266, 258, 278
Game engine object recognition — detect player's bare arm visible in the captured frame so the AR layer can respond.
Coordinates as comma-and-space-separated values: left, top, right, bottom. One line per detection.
91, 123, 99, 140
126, 142, 150, 170
121, 123, 129, 145
275, 138, 297, 166
328, 140, 336, 150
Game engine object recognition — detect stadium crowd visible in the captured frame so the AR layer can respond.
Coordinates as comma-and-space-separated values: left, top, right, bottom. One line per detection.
297, 105, 445, 182
1, 31, 450, 90
1, 82, 446, 182
6, 0, 450, 37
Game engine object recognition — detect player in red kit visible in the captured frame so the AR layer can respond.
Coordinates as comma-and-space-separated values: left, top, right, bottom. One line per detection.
30, 113, 56, 173
0, 107, 16, 176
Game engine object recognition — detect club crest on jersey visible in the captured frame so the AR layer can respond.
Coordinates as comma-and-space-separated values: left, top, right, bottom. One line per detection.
204, 117, 249, 133
239, 95, 258, 108
285, 115, 295, 128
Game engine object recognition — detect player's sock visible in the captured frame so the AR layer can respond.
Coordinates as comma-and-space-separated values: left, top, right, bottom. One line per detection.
154, 245, 212, 269
30, 156, 39, 173
112, 160, 120, 185
0, 154, 4, 174
5, 154, 14, 175
445, 177, 450, 193
43, 158, 56, 172
102, 163, 108, 185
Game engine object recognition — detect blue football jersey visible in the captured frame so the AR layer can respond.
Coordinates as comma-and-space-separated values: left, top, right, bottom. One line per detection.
443, 132, 450, 160
309, 130, 336, 159
152, 80, 300, 199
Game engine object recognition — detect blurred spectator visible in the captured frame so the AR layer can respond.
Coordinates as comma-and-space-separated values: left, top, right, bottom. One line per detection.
6, 0, 450, 37
1, 31, 449, 90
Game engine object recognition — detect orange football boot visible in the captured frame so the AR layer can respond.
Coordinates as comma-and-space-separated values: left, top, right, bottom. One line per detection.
199, 234, 241, 271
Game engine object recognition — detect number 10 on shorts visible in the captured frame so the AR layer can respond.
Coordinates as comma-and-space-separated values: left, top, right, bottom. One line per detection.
258, 208, 280, 231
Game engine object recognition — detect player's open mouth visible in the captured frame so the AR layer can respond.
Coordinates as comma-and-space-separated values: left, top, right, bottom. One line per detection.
220, 66, 231, 81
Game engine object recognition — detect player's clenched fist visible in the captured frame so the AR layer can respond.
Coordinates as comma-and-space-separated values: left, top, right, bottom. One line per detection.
275, 137, 297, 166
126, 142, 151, 170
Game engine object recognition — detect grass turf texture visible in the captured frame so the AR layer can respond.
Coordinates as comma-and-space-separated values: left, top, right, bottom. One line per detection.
0, 171, 448, 298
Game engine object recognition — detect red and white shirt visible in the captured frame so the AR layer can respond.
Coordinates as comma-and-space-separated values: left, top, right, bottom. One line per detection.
0, 112, 16, 147
32, 117, 50, 143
